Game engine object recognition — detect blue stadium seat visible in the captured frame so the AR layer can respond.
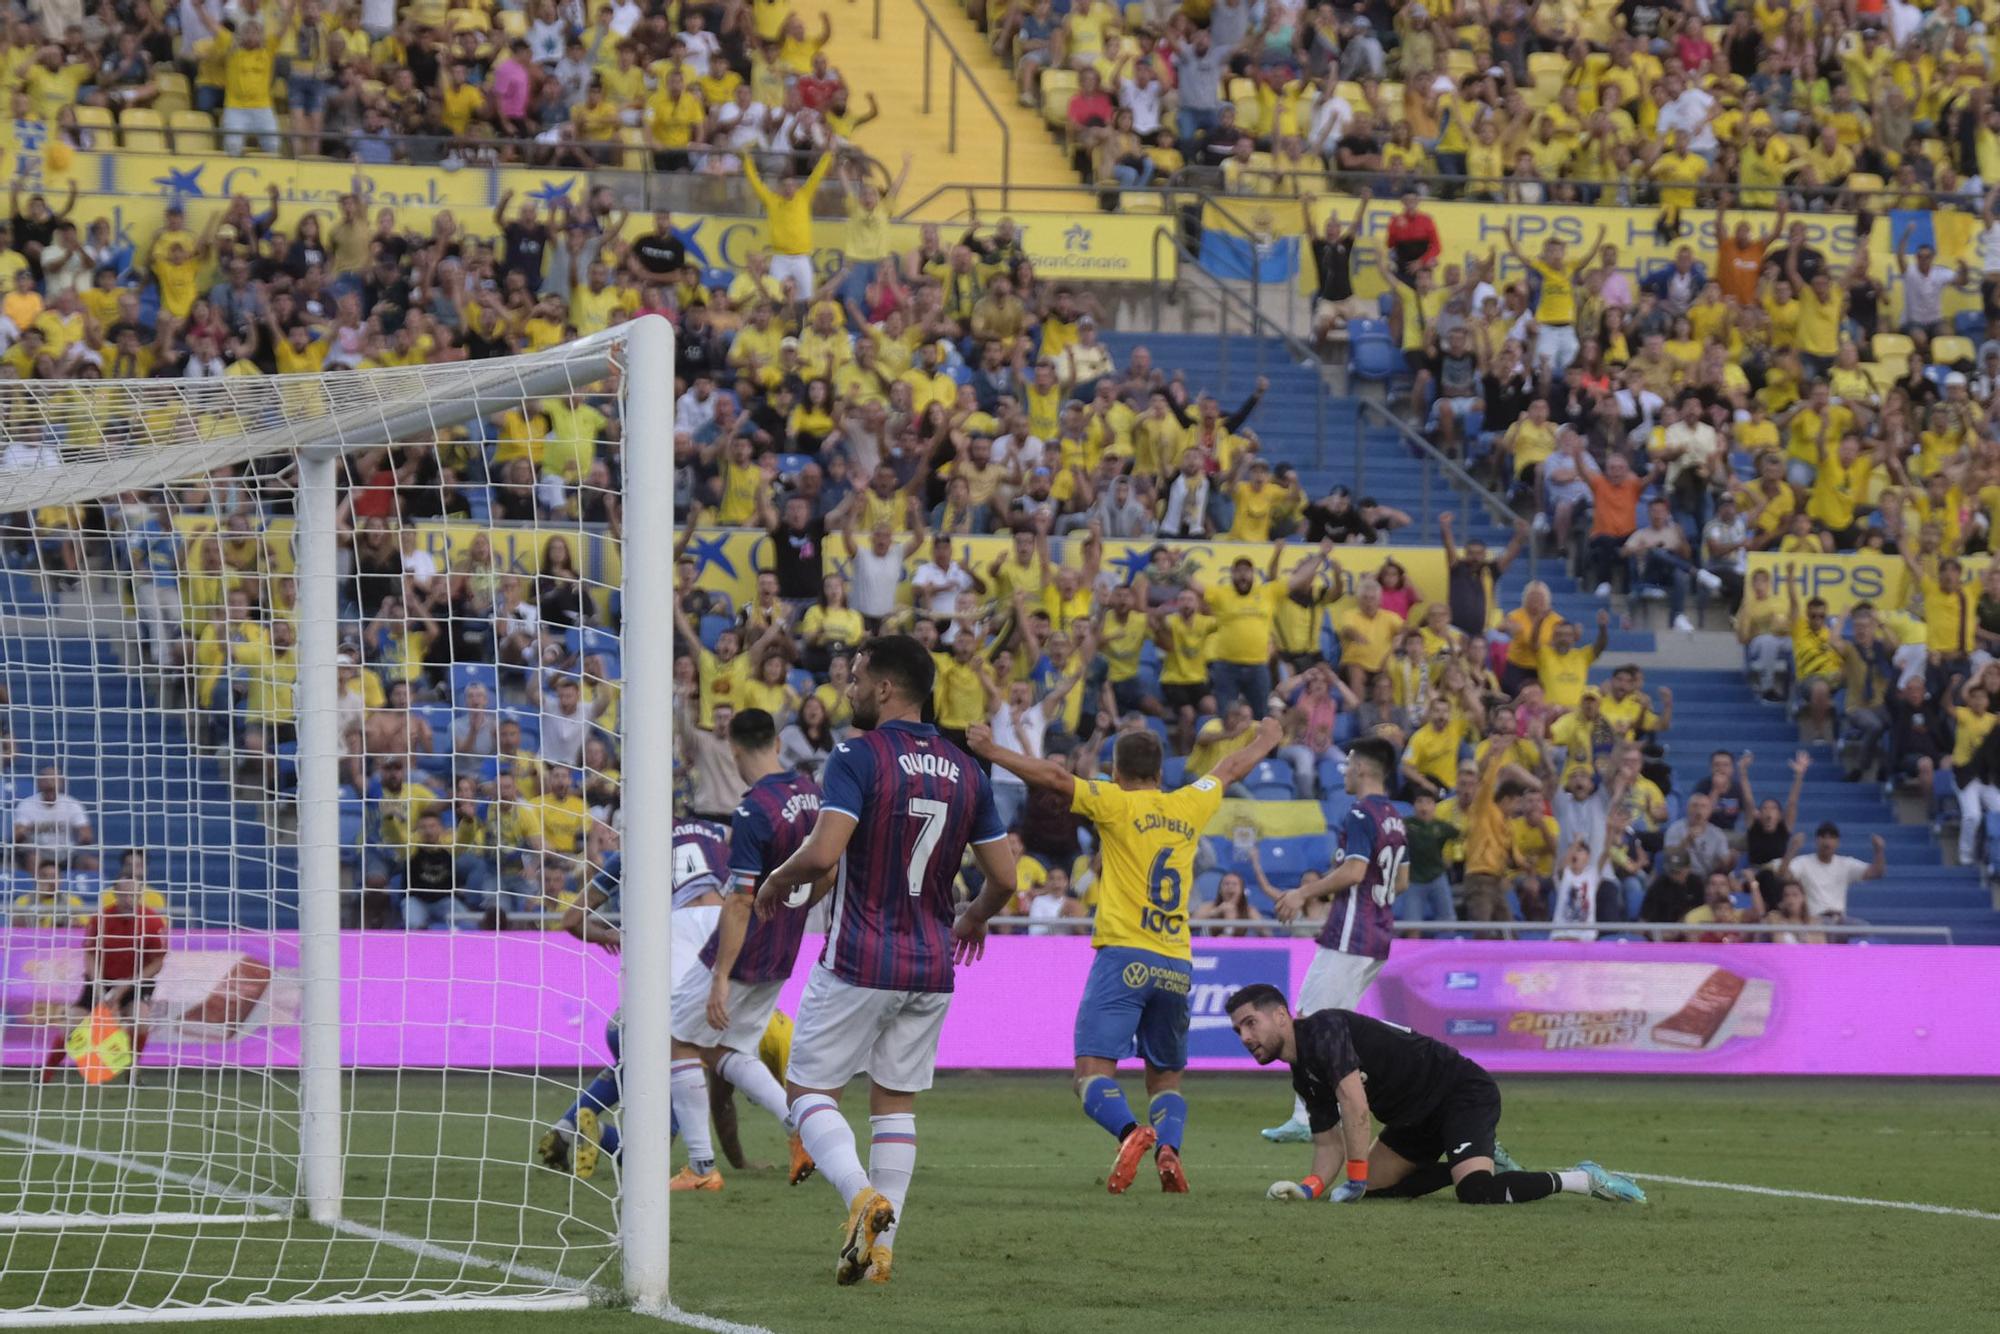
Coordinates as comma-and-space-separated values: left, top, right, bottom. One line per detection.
775, 452, 815, 478
1955, 310, 1986, 338
1160, 755, 1187, 789
450, 663, 499, 702
1252, 834, 1337, 889
1349, 333, 1401, 385
697, 614, 733, 649
1191, 867, 1223, 907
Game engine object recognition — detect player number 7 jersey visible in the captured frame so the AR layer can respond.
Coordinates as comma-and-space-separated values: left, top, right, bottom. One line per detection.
817, 721, 1006, 993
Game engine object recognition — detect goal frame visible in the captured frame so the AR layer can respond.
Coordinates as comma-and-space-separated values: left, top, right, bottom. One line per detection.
0, 315, 676, 1324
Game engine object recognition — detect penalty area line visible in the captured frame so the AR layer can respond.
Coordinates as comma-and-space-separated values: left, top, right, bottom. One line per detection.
1629, 1172, 2000, 1222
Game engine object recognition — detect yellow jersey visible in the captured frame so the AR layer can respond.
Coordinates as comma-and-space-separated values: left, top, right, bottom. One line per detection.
1070, 775, 1225, 961
1205, 580, 1278, 664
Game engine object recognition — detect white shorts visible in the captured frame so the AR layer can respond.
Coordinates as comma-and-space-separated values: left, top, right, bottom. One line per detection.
1296, 947, 1385, 1017
768, 251, 816, 299
670, 960, 786, 1054
785, 963, 951, 1094
671, 905, 720, 993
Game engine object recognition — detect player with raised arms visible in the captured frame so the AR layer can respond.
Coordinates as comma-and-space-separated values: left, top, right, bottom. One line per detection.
968, 714, 1282, 1194
753, 635, 1019, 1286
667, 707, 824, 1193
1225, 985, 1647, 1207
1261, 734, 1408, 1143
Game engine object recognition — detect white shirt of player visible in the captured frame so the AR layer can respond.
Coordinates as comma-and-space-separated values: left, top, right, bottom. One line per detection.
14, 792, 91, 851
910, 557, 976, 617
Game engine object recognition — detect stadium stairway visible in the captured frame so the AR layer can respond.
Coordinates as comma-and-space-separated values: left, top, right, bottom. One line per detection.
811, 0, 1081, 212
1095, 330, 1656, 653
1635, 666, 2000, 945
1, 635, 298, 929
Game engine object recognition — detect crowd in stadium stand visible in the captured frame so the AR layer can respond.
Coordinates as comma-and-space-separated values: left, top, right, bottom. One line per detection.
39, 0, 865, 167
10, 0, 1991, 943
1001, 0, 2000, 210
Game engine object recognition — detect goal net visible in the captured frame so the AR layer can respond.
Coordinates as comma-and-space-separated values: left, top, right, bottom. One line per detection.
0, 317, 677, 1322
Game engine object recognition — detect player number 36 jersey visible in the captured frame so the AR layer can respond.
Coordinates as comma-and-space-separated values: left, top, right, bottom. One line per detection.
1070, 774, 1223, 962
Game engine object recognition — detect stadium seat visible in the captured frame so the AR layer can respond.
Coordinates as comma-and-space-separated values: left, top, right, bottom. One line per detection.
1160, 754, 1187, 789
1039, 70, 1077, 129
697, 613, 733, 649
450, 663, 500, 702
1348, 322, 1402, 385
1190, 867, 1223, 907
152, 70, 191, 113
497, 9, 528, 37
117, 108, 167, 152
168, 109, 217, 152
1955, 310, 1987, 338
1871, 332, 1915, 362
71, 105, 114, 138
1930, 335, 1975, 368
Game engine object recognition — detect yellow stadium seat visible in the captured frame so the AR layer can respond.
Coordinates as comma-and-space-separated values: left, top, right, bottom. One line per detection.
617, 125, 645, 171
1874, 354, 1909, 383
169, 110, 217, 152
1931, 335, 1975, 365
497, 8, 527, 37
1872, 332, 1915, 362
1443, 49, 1477, 80
1526, 52, 1569, 82
448, 9, 489, 32
1039, 69, 1077, 129
118, 107, 167, 152
153, 70, 191, 113
1123, 2, 1147, 28
71, 105, 114, 132
1333, 80, 1363, 107
1846, 171, 1885, 206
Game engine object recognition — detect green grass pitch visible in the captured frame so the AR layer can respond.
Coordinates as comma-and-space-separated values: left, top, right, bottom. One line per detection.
1, 1072, 1995, 1333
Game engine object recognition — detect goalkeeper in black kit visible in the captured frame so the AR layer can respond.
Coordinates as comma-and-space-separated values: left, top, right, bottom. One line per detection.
1224, 985, 1647, 1206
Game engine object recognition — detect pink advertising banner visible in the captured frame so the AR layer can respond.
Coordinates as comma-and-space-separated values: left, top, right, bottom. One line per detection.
4, 930, 1996, 1077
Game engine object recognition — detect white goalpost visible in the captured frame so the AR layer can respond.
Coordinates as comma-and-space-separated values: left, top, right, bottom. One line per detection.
0, 315, 675, 1321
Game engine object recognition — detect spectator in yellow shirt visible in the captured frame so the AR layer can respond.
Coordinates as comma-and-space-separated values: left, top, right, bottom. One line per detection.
1334, 576, 1405, 694
743, 149, 834, 299
1202, 557, 1280, 716
193, 12, 283, 154
1150, 588, 1217, 750
1401, 696, 1470, 798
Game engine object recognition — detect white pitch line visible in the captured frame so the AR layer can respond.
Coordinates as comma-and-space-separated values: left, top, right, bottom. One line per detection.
0, 1127, 784, 1331
0, 1127, 592, 1295
1629, 1172, 2000, 1222
642, 1302, 780, 1334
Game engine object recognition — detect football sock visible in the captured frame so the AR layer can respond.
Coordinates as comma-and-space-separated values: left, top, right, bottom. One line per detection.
717, 1050, 790, 1125
568, 1066, 622, 1123
1079, 1076, 1137, 1140
792, 1094, 870, 1204
1556, 1169, 1592, 1195
867, 1113, 917, 1250
1369, 1163, 1455, 1199
1148, 1091, 1187, 1153
1289, 1094, 1308, 1125
1455, 1169, 1559, 1205
598, 1121, 622, 1160
670, 1060, 714, 1174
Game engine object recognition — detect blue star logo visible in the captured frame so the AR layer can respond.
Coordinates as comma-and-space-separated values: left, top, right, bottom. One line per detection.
673, 219, 710, 268
1109, 546, 1153, 586
152, 165, 206, 198
1064, 224, 1090, 253
529, 177, 577, 208
686, 533, 737, 580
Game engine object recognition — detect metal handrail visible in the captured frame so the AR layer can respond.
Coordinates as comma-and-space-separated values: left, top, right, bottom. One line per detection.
906, 0, 1013, 207
981, 916, 1956, 942
1352, 397, 1541, 576
1180, 168, 1939, 215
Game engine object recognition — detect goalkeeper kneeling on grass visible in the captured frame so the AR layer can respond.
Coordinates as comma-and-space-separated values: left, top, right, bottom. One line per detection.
1225, 985, 1646, 1207
44, 886, 168, 1084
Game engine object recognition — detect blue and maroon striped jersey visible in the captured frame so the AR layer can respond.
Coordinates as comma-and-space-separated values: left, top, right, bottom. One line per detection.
672, 820, 730, 908
818, 721, 1006, 993
1316, 794, 1406, 961
699, 770, 823, 984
